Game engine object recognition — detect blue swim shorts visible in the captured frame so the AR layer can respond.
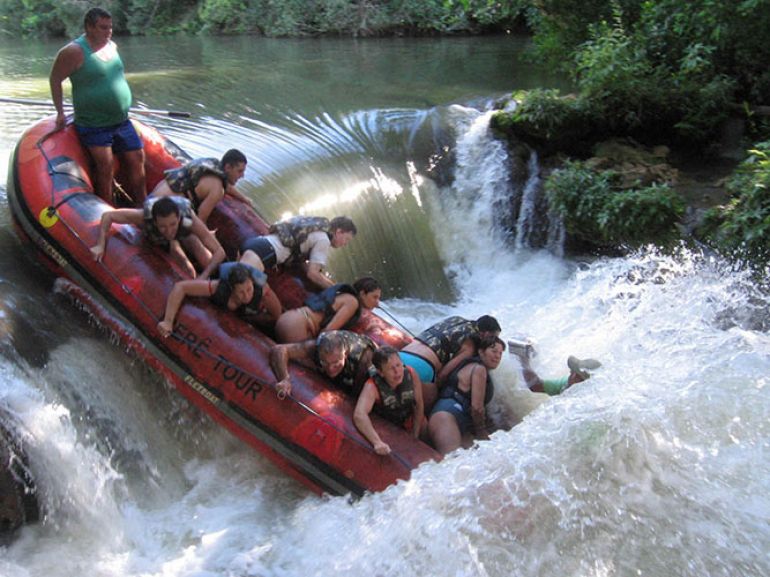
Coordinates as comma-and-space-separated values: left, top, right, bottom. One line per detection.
430, 397, 472, 434
75, 119, 143, 153
241, 236, 277, 269
399, 351, 436, 383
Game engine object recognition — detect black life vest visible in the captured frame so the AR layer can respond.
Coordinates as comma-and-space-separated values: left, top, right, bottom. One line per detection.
210, 262, 266, 322
304, 283, 360, 329
142, 196, 194, 249
439, 356, 494, 412
370, 367, 416, 426
268, 216, 331, 264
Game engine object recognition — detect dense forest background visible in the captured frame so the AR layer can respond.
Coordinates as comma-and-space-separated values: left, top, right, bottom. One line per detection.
0, 0, 530, 37
3, 0, 769, 270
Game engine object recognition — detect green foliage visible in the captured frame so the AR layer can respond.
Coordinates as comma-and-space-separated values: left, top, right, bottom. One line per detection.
545, 160, 684, 248
501, 9, 734, 150
491, 90, 595, 156
198, 0, 252, 34
529, 0, 770, 108
126, 0, 200, 34
699, 142, 770, 271
0, 0, 90, 37
573, 19, 659, 133
0, 0, 535, 37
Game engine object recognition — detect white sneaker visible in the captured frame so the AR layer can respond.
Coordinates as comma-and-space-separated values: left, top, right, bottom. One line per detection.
567, 355, 602, 379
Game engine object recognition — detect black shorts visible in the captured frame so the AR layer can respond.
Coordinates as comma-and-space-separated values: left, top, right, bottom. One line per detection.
241, 236, 277, 269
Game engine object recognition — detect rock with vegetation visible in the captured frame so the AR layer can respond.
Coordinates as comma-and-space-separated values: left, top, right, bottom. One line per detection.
697, 142, 770, 275
545, 156, 685, 252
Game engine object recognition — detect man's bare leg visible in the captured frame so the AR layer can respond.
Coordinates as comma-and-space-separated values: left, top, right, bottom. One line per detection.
122, 148, 146, 203
88, 145, 115, 203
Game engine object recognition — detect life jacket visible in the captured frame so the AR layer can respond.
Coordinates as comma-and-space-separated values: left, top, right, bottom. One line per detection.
210, 262, 266, 322
304, 283, 360, 329
439, 356, 494, 413
269, 216, 331, 264
163, 158, 226, 213
415, 316, 479, 366
370, 367, 416, 426
315, 330, 376, 394
142, 196, 194, 249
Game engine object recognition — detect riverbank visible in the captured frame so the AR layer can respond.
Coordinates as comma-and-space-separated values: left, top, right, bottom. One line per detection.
490, 90, 769, 270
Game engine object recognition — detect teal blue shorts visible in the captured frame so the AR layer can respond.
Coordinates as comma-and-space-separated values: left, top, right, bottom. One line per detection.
399, 351, 435, 383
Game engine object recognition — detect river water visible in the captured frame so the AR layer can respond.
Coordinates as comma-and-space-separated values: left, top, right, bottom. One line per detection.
1, 35, 769, 577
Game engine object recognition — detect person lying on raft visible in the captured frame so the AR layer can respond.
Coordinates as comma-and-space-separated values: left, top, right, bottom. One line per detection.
269, 330, 376, 399
239, 215, 357, 289
509, 345, 601, 396
399, 314, 502, 410
150, 148, 253, 223
156, 260, 283, 338
274, 276, 382, 343
91, 195, 225, 280
428, 336, 506, 455
353, 346, 428, 456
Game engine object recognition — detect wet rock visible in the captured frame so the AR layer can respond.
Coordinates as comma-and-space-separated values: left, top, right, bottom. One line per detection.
587, 138, 679, 188
0, 417, 39, 543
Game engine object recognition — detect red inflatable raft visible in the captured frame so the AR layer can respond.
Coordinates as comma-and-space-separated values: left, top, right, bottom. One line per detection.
7, 116, 440, 496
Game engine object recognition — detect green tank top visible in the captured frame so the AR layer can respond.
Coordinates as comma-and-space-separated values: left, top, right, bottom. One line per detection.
70, 35, 132, 127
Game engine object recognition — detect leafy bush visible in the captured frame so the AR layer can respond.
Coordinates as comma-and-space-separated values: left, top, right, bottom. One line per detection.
545, 160, 684, 249
126, 0, 200, 34
198, 0, 252, 34
491, 90, 596, 156
494, 6, 735, 153
699, 142, 770, 271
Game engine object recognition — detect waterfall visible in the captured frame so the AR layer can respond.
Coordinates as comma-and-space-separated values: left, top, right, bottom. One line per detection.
513, 150, 541, 249
427, 105, 564, 266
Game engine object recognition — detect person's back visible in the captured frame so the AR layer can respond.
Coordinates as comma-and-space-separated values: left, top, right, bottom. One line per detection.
163, 157, 226, 210
152, 149, 249, 222
269, 216, 333, 265
240, 215, 357, 289
274, 283, 360, 343
415, 315, 477, 366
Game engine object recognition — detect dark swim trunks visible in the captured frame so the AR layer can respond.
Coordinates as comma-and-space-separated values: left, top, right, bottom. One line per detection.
430, 397, 472, 434
241, 237, 277, 269
75, 119, 143, 152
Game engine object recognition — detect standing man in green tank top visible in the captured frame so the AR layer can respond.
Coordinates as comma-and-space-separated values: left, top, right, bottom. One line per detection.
49, 7, 146, 205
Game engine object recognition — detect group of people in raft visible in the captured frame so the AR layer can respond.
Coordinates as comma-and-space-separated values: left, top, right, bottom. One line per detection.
51, 6, 600, 458
89, 148, 602, 456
